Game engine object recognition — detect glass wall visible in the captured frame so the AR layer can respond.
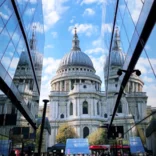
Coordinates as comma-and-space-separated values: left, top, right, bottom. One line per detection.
0, 0, 44, 153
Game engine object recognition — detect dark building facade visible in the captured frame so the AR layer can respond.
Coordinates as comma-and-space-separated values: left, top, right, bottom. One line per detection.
0, 0, 44, 154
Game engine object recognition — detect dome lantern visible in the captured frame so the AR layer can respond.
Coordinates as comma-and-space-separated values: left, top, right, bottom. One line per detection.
71, 27, 81, 51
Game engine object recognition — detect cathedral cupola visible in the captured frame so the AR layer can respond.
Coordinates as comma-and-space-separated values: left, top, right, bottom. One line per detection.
57, 28, 95, 71
30, 26, 37, 50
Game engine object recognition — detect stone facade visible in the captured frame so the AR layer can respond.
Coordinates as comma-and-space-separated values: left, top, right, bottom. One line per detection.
48, 28, 148, 146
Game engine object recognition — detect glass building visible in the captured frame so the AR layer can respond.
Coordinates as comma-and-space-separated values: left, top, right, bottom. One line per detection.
0, 0, 44, 154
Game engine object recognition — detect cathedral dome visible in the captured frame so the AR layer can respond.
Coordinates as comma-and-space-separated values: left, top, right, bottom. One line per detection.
105, 28, 125, 69
58, 28, 94, 71
18, 29, 43, 68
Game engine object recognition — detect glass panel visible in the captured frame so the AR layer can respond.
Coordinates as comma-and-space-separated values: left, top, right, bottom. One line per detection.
0, 0, 6, 7
0, 0, 13, 24
27, 2, 44, 55
16, 36, 25, 56
11, 24, 21, 48
7, 51, 20, 79
5, 12, 17, 37
1, 41, 15, 71
0, 26, 10, 59
22, 1, 37, 34
15, 0, 28, 15
0, 16, 4, 34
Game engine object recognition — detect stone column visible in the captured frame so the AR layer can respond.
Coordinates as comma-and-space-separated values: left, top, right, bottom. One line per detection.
64, 80, 66, 91
91, 98, 93, 116
136, 83, 138, 92
75, 98, 77, 116
100, 102, 102, 116
127, 82, 129, 92
60, 81, 62, 91
94, 99, 97, 116
73, 99, 76, 117
69, 80, 71, 91
51, 101, 54, 119
77, 98, 80, 116
67, 102, 69, 117
132, 82, 135, 92
55, 102, 58, 118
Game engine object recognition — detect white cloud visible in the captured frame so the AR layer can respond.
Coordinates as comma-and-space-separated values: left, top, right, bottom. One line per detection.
40, 57, 61, 105
0, 12, 9, 20
70, 16, 76, 23
83, 8, 95, 16
42, 0, 69, 31
25, 8, 35, 16
81, 0, 105, 5
85, 47, 105, 55
144, 84, 156, 107
45, 44, 54, 49
29, 0, 37, 3
101, 23, 112, 34
126, 0, 144, 24
68, 23, 98, 36
90, 55, 106, 90
70, 19, 74, 23
43, 57, 61, 74
42, 75, 49, 82
135, 57, 156, 75
142, 76, 154, 83
51, 32, 58, 38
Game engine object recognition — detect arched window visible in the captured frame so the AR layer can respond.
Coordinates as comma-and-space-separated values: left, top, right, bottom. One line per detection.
83, 127, 89, 138
117, 102, 122, 113
97, 102, 100, 115
60, 114, 64, 118
83, 101, 88, 114
70, 102, 73, 115
104, 113, 108, 118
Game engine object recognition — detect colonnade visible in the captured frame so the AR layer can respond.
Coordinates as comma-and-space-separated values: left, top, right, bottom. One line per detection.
51, 79, 101, 91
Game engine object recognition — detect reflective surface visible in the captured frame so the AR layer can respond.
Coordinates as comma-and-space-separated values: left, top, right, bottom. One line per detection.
0, 0, 44, 141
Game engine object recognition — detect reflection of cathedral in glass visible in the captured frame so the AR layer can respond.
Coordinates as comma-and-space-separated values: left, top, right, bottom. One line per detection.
48, 28, 148, 146
13, 28, 43, 120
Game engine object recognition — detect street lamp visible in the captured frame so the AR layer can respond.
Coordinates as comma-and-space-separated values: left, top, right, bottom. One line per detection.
38, 99, 49, 155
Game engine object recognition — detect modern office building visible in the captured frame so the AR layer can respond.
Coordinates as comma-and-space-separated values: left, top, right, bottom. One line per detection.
0, 0, 44, 154
48, 28, 148, 146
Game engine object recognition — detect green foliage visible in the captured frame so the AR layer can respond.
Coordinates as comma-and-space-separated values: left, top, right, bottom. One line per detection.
88, 128, 107, 145
56, 123, 78, 144
35, 125, 41, 148
122, 139, 129, 145
136, 125, 146, 145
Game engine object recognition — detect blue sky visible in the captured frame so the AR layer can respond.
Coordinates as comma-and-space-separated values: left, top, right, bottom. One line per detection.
40, 0, 156, 107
